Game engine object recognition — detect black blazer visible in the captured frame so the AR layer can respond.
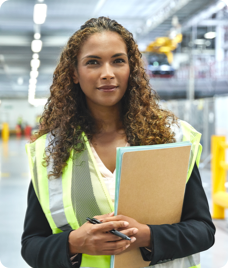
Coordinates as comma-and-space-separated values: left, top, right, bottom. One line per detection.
21, 163, 215, 268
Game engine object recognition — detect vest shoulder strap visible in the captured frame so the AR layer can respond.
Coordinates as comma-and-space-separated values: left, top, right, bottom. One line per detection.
171, 120, 202, 182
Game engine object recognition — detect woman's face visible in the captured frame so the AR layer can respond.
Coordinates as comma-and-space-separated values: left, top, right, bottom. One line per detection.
73, 31, 130, 110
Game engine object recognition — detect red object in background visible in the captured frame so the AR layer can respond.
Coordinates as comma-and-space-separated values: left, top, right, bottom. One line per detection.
24, 125, 32, 138
15, 124, 22, 137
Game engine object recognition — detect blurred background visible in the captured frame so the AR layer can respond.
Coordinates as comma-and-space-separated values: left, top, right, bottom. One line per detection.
0, 0, 228, 267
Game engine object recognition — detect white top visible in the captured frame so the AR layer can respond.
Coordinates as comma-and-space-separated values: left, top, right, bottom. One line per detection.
90, 142, 130, 202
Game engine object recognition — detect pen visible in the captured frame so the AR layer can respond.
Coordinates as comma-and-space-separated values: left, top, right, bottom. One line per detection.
86, 217, 131, 241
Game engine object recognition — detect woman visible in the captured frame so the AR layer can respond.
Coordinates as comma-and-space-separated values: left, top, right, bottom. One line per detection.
22, 17, 215, 268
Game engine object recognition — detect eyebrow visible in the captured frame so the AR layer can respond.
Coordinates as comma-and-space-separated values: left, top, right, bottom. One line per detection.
81, 53, 127, 60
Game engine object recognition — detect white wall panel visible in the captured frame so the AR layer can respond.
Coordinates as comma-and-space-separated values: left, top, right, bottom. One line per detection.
0, 100, 44, 129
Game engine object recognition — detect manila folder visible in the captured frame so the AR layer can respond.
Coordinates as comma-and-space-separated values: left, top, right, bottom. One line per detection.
113, 145, 191, 268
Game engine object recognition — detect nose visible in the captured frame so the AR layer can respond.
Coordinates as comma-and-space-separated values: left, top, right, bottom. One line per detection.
100, 63, 115, 80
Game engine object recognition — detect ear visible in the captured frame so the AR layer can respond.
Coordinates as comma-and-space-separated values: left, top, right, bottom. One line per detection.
72, 70, 79, 84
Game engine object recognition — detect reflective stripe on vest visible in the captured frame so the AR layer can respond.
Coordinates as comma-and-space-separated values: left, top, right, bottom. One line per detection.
26, 120, 202, 268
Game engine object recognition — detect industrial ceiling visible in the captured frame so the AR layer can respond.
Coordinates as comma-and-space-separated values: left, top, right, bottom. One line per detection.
0, 0, 220, 100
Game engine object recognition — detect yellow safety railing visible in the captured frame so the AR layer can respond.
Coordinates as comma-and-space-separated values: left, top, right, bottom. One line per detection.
212, 136, 228, 219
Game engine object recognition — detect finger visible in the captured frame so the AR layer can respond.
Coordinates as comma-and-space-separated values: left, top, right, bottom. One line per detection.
102, 241, 132, 255
120, 228, 138, 237
100, 228, 138, 243
103, 231, 133, 242
93, 212, 114, 222
91, 221, 129, 234
103, 215, 124, 222
107, 228, 138, 241
102, 239, 131, 251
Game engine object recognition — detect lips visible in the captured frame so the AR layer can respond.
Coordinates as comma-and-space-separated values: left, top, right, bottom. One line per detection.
97, 85, 118, 91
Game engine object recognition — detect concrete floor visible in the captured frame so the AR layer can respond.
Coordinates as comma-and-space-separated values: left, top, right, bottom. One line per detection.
0, 138, 228, 268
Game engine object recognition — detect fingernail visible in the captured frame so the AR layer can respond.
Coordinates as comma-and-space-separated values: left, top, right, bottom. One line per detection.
124, 221, 129, 227
131, 237, 136, 242
133, 228, 138, 234
126, 244, 130, 248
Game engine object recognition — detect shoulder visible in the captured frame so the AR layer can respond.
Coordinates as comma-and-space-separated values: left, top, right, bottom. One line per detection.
26, 133, 49, 158
31, 132, 56, 147
170, 120, 201, 143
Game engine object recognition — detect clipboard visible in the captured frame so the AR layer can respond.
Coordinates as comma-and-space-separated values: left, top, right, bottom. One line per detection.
111, 142, 191, 268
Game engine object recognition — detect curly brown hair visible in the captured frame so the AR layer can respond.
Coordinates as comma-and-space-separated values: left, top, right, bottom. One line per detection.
34, 16, 177, 179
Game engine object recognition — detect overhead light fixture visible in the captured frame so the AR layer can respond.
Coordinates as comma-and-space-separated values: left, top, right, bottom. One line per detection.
30, 70, 39, 79
29, 78, 37, 85
29, 89, 35, 94
34, 33, 41, 39
33, 53, 39, 59
170, 1, 176, 8
221, 0, 228, 7
33, 4, 47, 24
0, 0, 7, 8
204, 32, 216, 39
31, 59, 40, 69
32, 98, 47, 107
31, 40, 42, 52
29, 83, 36, 89
17, 77, 24, 85
218, 1, 226, 9
146, 19, 152, 27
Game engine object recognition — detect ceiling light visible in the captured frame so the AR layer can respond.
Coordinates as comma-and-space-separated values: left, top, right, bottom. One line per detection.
0, 0, 8, 8
32, 67, 38, 71
32, 99, 47, 106
31, 59, 40, 69
29, 90, 36, 96
17, 77, 24, 85
204, 32, 216, 39
170, 1, 175, 8
146, 19, 152, 27
34, 33, 41, 39
221, 0, 228, 7
29, 92, 35, 98
30, 70, 39, 79
29, 78, 37, 85
34, 4, 47, 24
31, 40, 42, 52
29, 83, 36, 89
33, 53, 39, 59
218, 1, 226, 9
29, 99, 35, 106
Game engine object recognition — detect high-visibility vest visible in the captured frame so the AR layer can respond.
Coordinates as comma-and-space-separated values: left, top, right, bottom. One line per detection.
26, 120, 202, 268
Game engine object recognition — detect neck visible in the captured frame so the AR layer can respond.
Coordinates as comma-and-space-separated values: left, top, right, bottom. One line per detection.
88, 102, 123, 134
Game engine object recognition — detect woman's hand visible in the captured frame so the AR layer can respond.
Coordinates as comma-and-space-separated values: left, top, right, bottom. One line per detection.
68, 213, 138, 256
103, 215, 151, 250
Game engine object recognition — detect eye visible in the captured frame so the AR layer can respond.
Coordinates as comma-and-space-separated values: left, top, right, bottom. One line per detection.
114, 58, 125, 63
86, 60, 99, 65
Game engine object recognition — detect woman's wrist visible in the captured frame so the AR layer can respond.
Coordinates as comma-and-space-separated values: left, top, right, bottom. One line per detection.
138, 224, 151, 248
68, 229, 83, 256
